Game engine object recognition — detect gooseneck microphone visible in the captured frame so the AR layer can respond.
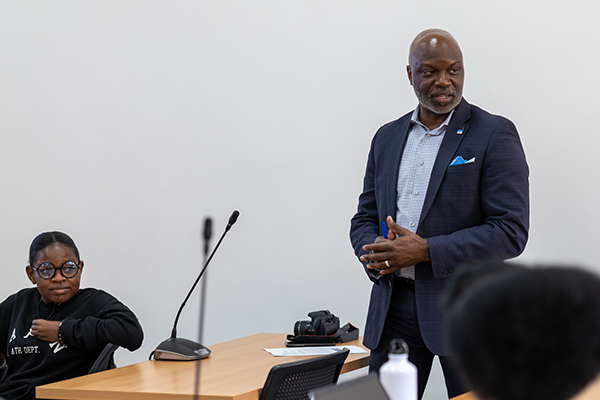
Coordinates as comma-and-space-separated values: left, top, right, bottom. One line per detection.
152, 210, 240, 361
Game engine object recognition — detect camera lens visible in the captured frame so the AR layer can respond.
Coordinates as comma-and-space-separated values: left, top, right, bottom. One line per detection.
294, 320, 313, 336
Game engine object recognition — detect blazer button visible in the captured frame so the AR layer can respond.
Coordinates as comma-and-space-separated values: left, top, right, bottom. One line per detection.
387, 280, 392, 287
442, 271, 448, 277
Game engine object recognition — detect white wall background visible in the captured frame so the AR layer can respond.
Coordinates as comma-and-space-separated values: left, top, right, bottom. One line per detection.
0, 1, 598, 398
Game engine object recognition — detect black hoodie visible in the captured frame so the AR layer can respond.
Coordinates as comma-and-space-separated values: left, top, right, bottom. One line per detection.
0, 287, 143, 400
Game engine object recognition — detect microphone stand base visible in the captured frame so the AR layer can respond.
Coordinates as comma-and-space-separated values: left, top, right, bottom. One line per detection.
153, 337, 212, 361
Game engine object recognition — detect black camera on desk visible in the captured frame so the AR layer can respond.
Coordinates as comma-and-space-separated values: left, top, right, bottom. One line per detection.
294, 310, 340, 336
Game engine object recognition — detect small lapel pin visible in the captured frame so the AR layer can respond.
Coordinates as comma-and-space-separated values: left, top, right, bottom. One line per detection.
457, 127, 464, 135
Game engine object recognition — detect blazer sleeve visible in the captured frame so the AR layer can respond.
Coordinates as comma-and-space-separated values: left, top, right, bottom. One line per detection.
350, 130, 387, 283
426, 119, 530, 278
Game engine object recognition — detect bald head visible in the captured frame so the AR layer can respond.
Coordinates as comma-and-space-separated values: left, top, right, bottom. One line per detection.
409, 29, 462, 69
406, 29, 464, 128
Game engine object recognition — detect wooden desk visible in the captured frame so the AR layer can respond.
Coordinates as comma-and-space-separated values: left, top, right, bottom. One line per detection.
36, 333, 370, 400
450, 375, 600, 400
451, 392, 475, 400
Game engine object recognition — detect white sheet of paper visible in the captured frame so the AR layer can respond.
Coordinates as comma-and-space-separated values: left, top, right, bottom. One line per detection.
264, 345, 368, 356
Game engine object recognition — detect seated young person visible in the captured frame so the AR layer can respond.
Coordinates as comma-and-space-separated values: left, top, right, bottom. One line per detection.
0, 231, 144, 400
446, 262, 600, 400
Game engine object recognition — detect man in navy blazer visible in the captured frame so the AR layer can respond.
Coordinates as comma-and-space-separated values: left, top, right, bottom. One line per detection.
350, 29, 529, 399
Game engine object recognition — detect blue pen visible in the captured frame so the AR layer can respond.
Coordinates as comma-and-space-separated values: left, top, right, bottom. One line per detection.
382, 220, 388, 239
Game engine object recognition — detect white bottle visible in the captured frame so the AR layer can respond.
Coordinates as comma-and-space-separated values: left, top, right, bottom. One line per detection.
379, 338, 418, 400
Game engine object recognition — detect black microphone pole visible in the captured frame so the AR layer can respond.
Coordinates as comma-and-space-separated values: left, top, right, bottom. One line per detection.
170, 210, 238, 339
152, 210, 240, 361
194, 217, 212, 399
203, 217, 212, 255
199, 217, 212, 347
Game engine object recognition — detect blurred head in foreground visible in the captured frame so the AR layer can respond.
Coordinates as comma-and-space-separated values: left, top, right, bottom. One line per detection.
446, 261, 600, 400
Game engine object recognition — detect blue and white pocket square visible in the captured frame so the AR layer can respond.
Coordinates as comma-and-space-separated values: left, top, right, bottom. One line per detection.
449, 156, 475, 166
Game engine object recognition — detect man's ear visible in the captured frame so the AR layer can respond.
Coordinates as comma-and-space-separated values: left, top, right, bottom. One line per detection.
26, 266, 36, 285
406, 65, 413, 85
79, 260, 84, 274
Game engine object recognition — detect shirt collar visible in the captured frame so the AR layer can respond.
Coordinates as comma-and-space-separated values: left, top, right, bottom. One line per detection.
410, 105, 455, 135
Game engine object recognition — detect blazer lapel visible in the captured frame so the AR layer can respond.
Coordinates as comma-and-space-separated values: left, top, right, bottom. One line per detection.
385, 117, 411, 218
419, 99, 471, 226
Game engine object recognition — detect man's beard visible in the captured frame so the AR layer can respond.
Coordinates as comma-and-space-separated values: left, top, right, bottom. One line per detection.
414, 88, 463, 115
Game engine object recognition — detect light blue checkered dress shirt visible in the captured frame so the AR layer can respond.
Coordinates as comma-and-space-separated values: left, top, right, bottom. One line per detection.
396, 106, 455, 279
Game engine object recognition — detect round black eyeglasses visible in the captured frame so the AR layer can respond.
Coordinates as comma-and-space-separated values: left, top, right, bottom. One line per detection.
32, 261, 81, 280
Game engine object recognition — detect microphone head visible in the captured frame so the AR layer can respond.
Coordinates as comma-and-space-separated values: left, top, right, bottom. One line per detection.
203, 217, 213, 241
227, 210, 240, 229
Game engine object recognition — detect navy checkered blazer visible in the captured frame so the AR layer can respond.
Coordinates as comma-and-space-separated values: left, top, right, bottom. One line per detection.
350, 98, 529, 356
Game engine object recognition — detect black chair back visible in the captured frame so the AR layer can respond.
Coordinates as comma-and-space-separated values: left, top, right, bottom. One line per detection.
259, 348, 350, 400
0, 355, 6, 383
88, 343, 119, 374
